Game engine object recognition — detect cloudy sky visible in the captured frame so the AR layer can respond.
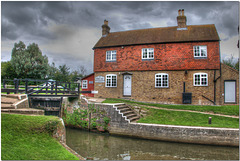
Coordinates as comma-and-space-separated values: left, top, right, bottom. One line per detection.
1, 1, 239, 75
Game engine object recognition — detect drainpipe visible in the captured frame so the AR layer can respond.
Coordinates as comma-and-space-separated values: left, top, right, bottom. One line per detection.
213, 42, 222, 105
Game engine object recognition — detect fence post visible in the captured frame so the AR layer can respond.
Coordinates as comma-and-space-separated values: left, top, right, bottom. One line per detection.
3, 79, 6, 88
51, 82, 54, 94
46, 81, 48, 94
25, 80, 28, 94
14, 79, 19, 94
55, 81, 58, 95
65, 83, 67, 94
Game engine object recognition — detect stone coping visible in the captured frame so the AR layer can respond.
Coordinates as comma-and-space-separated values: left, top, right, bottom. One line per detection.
130, 122, 239, 130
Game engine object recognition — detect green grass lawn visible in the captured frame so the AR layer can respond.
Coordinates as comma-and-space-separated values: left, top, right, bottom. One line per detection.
137, 108, 239, 128
1, 114, 79, 160
102, 98, 239, 116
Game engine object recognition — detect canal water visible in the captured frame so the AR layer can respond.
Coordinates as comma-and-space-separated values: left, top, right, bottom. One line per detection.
66, 128, 239, 160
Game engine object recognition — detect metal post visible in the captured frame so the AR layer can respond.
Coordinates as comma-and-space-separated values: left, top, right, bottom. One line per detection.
208, 117, 212, 124
183, 82, 186, 93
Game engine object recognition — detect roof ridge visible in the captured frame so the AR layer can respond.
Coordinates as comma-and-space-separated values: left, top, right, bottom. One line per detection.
109, 24, 216, 34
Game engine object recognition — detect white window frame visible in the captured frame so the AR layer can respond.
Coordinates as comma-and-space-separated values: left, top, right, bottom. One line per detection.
193, 46, 207, 58
193, 73, 208, 86
105, 74, 117, 87
155, 73, 169, 88
82, 80, 88, 89
106, 50, 117, 61
142, 48, 154, 60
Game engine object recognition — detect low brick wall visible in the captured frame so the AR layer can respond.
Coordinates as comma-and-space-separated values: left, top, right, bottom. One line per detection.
109, 122, 239, 147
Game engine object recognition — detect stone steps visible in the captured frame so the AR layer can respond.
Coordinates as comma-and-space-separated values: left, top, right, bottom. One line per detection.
115, 104, 140, 122
1, 97, 19, 104
1, 103, 15, 109
1, 94, 44, 115
1, 109, 44, 115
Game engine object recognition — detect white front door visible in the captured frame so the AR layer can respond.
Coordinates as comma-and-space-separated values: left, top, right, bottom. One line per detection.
123, 75, 132, 96
224, 81, 236, 103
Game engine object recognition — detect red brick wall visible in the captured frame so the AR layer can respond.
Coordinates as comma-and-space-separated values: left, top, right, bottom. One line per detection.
82, 74, 94, 97
94, 41, 220, 72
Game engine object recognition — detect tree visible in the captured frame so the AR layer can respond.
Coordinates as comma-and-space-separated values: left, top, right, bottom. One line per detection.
54, 64, 70, 82
11, 41, 50, 79
1, 61, 17, 80
48, 62, 58, 79
78, 65, 87, 77
69, 70, 83, 82
222, 55, 239, 71
235, 59, 239, 71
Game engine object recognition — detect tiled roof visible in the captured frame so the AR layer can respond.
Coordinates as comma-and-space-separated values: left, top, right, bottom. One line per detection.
93, 24, 220, 48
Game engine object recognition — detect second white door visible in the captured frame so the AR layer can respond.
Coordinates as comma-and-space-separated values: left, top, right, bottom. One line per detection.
123, 75, 132, 96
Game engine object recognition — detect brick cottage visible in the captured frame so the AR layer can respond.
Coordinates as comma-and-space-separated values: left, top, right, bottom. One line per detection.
91, 9, 239, 105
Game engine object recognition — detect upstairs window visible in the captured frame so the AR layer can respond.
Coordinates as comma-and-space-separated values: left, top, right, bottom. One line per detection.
106, 50, 116, 61
82, 80, 88, 89
155, 73, 169, 88
193, 46, 207, 58
194, 73, 208, 86
106, 74, 117, 87
142, 48, 154, 60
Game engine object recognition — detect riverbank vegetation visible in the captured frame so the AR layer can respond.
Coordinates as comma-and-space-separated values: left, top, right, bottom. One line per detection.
63, 105, 110, 132
137, 108, 239, 128
1, 114, 79, 160
102, 98, 239, 116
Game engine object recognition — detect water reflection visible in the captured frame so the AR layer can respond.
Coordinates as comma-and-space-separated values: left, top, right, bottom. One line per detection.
66, 128, 239, 160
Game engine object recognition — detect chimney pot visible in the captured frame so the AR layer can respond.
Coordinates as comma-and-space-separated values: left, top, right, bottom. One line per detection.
104, 20, 108, 25
102, 19, 110, 37
177, 9, 187, 29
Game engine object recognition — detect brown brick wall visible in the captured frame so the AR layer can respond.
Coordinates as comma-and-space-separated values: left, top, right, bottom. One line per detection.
94, 70, 221, 105
219, 64, 239, 105
94, 41, 220, 72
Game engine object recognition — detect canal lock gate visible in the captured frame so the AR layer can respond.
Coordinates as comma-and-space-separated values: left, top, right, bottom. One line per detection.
29, 97, 63, 117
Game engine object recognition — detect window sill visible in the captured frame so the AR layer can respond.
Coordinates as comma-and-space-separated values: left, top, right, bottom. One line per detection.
106, 60, 117, 62
194, 57, 207, 59
142, 58, 154, 61
155, 87, 169, 88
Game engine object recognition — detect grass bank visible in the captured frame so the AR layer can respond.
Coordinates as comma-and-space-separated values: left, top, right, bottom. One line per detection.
1, 114, 79, 160
102, 98, 239, 116
137, 108, 239, 128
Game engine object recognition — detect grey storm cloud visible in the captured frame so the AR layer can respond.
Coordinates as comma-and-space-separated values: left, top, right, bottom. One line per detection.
1, 1, 239, 74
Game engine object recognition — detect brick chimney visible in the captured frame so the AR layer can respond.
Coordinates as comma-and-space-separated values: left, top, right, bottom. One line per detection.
102, 20, 110, 37
177, 9, 187, 29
